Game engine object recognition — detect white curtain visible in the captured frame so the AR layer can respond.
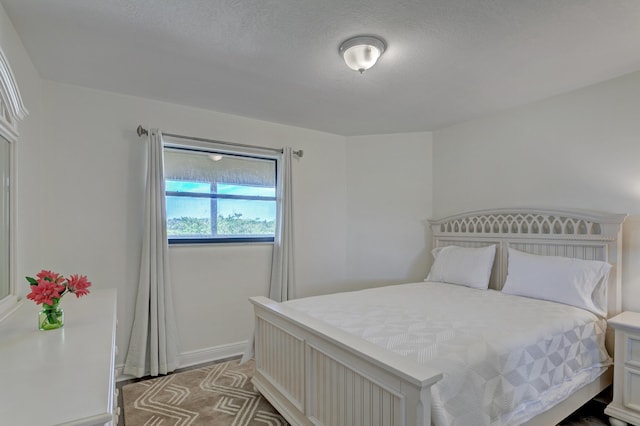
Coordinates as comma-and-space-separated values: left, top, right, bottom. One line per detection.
269, 147, 295, 302
124, 129, 179, 377
240, 147, 295, 363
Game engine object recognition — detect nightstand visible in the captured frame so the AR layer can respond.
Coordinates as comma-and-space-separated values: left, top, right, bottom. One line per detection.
605, 311, 640, 426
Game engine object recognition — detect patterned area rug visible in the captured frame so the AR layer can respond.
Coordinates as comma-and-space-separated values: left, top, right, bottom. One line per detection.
123, 357, 607, 426
122, 359, 288, 425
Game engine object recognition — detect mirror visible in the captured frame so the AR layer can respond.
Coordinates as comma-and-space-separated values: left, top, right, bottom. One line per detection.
0, 45, 28, 316
0, 134, 9, 301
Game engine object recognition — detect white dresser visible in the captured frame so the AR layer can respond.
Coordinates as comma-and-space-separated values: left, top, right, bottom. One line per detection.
0, 288, 118, 426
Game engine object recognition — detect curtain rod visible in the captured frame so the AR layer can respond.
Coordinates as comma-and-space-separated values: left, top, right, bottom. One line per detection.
136, 125, 303, 158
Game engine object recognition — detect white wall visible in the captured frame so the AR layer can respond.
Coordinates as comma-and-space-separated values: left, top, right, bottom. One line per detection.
3, 1, 436, 371
346, 132, 433, 288
36, 80, 347, 367
31, 79, 438, 368
433, 71, 640, 312
12, 0, 640, 372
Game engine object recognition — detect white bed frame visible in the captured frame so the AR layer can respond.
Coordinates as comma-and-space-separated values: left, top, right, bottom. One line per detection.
250, 208, 626, 426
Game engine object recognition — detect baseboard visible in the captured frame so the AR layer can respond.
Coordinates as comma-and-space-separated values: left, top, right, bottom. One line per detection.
116, 340, 248, 382
177, 340, 248, 369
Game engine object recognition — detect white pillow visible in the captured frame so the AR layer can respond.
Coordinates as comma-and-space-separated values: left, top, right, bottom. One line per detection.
426, 245, 496, 290
502, 248, 611, 316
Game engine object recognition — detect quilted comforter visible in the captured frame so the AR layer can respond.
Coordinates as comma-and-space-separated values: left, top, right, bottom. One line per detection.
283, 281, 610, 426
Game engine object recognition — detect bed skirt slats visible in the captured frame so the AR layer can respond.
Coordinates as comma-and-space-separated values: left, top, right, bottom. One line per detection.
255, 316, 305, 410
307, 346, 403, 426
250, 296, 439, 426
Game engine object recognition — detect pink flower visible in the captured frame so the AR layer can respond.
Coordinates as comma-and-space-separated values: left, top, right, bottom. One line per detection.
26, 280, 66, 306
66, 274, 91, 297
26, 269, 92, 308
36, 269, 64, 284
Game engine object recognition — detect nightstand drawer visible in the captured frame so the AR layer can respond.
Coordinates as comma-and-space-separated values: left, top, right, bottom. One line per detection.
627, 334, 640, 368
625, 366, 640, 411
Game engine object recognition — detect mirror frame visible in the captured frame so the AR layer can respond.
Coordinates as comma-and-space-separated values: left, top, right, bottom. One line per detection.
0, 45, 28, 318
0, 133, 15, 316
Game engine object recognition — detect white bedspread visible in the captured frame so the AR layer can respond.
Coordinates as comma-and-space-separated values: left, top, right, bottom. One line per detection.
283, 282, 611, 426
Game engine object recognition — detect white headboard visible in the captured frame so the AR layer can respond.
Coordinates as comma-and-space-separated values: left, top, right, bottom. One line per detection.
428, 208, 627, 318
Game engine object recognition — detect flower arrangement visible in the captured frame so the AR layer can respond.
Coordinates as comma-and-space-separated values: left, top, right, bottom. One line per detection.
26, 270, 92, 330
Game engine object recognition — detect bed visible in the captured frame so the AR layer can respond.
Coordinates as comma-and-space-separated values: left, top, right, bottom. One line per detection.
249, 208, 626, 425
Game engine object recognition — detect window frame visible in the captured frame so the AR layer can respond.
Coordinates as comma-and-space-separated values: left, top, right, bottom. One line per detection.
164, 145, 278, 245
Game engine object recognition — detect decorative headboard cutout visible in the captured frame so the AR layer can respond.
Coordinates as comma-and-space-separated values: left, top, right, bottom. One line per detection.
438, 212, 604, 236
429, 208, 626, 318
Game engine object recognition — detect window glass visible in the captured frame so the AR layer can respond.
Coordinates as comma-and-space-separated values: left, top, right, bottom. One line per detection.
164, 148, 277, 243
166, 180, 210, 193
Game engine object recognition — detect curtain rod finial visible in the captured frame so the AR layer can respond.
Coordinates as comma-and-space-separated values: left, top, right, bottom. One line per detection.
294, 149, 303, 158
137, 125, 149, 137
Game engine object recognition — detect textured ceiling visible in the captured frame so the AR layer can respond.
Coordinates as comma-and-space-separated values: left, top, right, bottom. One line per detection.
2, 0, 640, 136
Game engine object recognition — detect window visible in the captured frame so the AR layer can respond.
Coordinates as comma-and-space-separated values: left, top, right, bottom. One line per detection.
164, 147, 277, 243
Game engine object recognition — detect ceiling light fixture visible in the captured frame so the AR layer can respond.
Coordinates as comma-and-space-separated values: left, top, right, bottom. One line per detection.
339, 35, 386, 74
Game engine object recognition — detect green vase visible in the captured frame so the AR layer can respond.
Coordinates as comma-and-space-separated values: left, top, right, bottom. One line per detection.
39, 301, 64, 330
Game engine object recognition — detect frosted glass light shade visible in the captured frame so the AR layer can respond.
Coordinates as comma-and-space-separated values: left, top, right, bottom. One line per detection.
339, 36, 386, 73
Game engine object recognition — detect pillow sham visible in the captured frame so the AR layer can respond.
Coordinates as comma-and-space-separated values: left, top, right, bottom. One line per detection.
501, 248, 610, 316
426, 244, 496, 290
